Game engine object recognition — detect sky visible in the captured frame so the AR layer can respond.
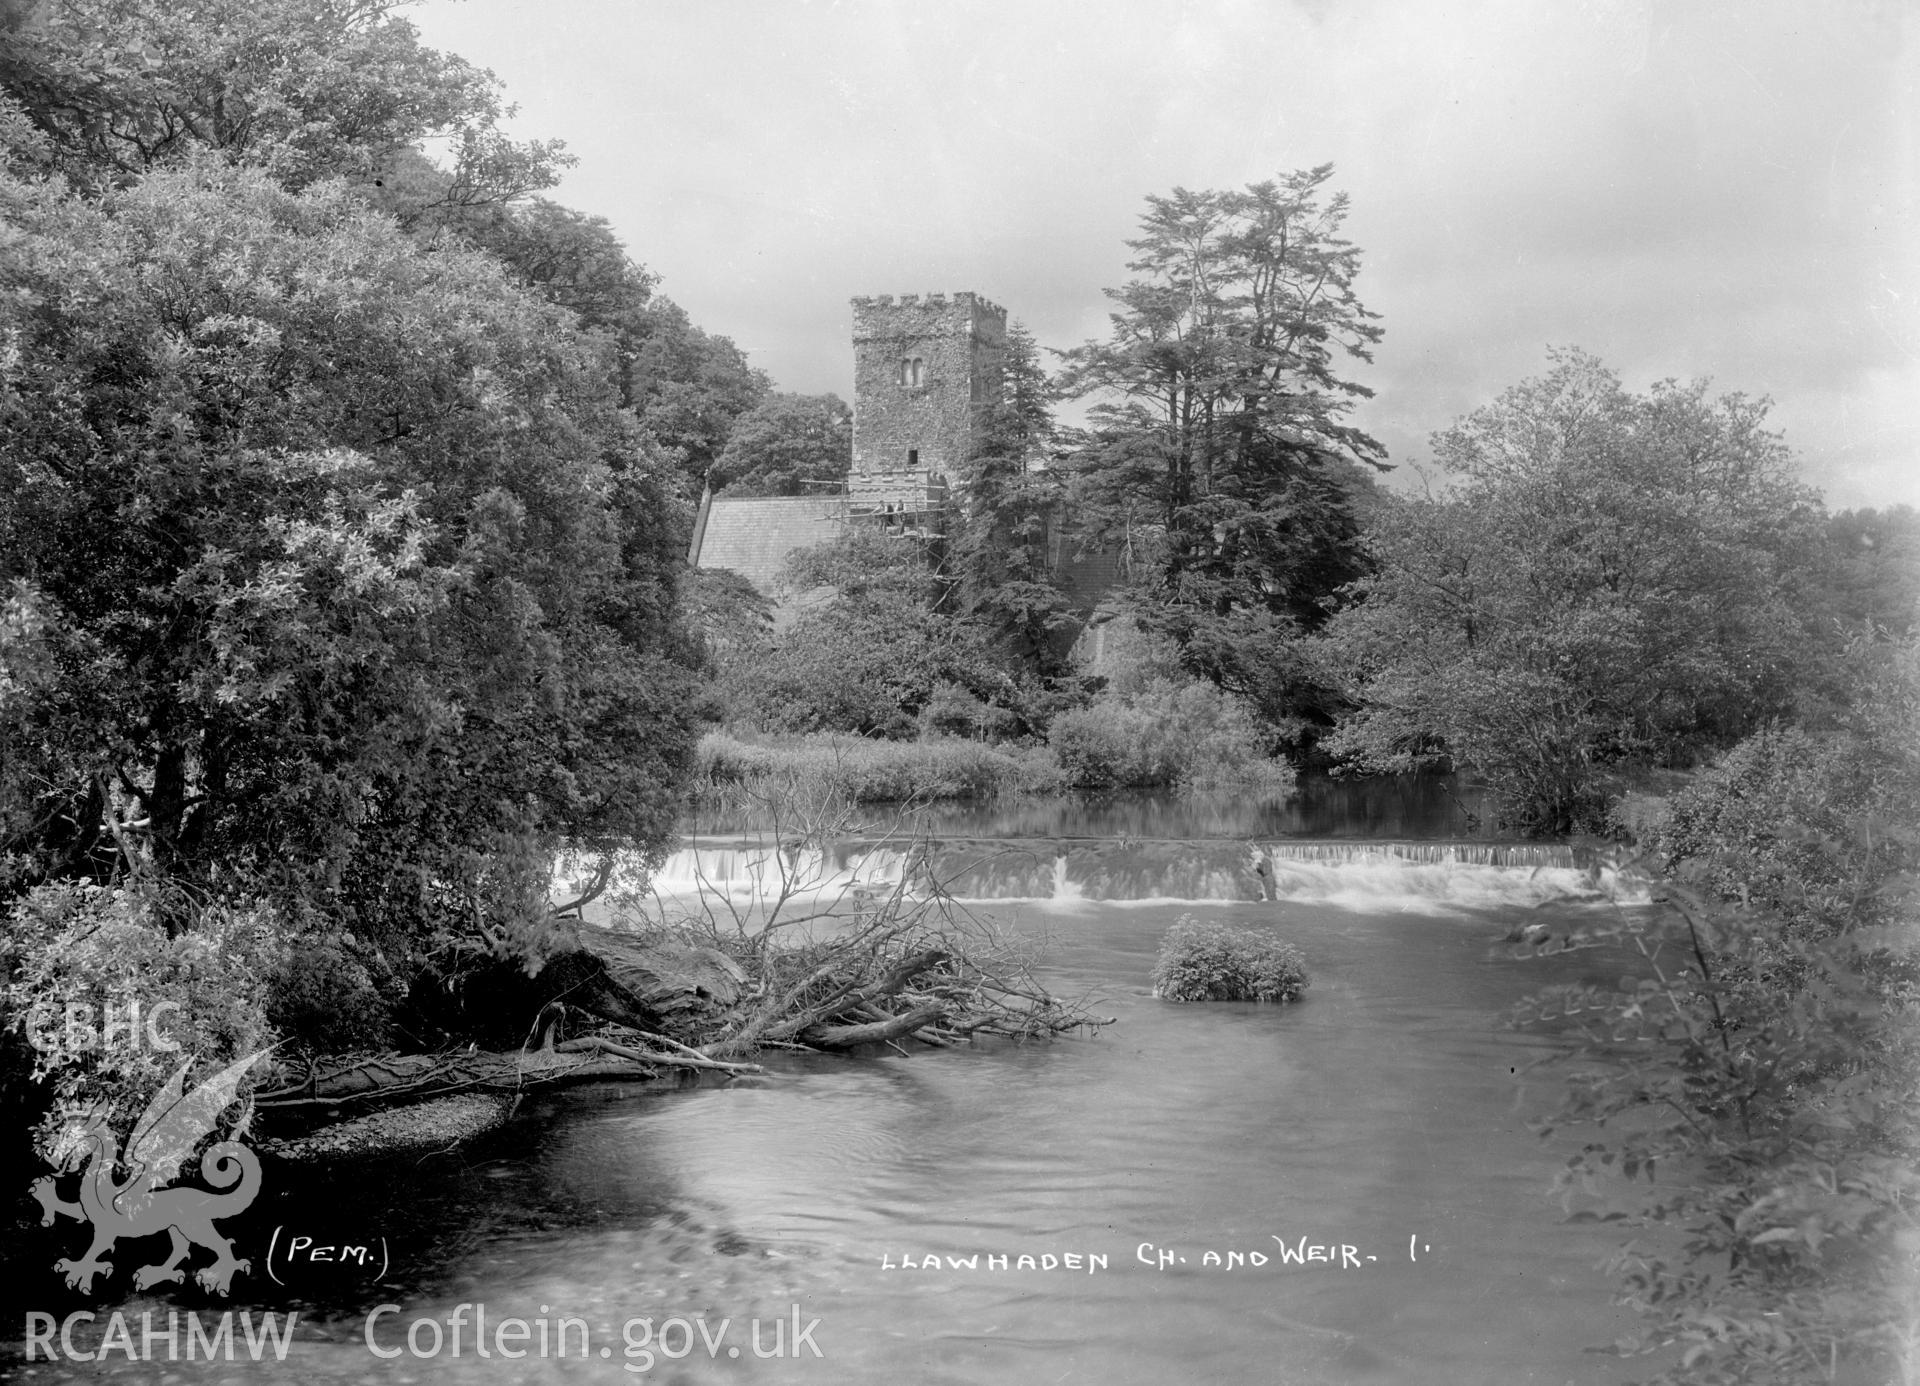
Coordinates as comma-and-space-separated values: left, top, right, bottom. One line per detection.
408, 0, 1918, 510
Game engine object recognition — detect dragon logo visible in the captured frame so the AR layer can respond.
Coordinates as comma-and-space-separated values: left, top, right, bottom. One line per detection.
31, 1051, 267, 1296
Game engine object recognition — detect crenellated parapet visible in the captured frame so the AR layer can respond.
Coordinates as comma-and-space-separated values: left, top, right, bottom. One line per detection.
850, 288, 1006, 309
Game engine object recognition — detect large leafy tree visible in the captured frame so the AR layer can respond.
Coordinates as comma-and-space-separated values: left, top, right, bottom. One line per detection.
713, 392, 851, 497
453, 196, 658, 325
1318, 349, 1825, 833
1811, 506, 1919, 636
1059, 167, 1384, 743
0, 0, 765, 500
619, 295, 769, 491
0, 161, 701, 959
453, 197, 769, 494
0, 0, 735, 1154
0, 0, 568, 199
723, 530, 1009, 738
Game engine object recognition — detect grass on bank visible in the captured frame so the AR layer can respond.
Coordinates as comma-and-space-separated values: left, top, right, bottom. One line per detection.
696, 733, 1065, 807
694, 721, 1297, 811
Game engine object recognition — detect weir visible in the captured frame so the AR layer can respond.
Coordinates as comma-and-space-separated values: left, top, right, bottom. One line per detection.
641, 837, 1643, 913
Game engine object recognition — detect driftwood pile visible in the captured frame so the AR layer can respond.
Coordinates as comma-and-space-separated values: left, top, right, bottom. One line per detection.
255, 832, 1111, 1127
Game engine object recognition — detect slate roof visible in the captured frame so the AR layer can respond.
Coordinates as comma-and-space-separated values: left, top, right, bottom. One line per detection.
688, 496, 847, 592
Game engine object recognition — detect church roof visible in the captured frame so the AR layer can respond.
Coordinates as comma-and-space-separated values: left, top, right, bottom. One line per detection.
687, 495, 847, 591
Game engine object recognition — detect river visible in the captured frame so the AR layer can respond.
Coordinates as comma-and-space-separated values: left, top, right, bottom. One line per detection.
7, 782, 1669, 1384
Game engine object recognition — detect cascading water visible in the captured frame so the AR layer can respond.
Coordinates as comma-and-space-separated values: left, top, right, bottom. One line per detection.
635, 836, 1648, 915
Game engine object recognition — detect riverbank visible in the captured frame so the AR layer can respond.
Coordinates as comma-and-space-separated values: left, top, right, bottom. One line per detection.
695, 732, 1067, 806
691, 728, 1297, 813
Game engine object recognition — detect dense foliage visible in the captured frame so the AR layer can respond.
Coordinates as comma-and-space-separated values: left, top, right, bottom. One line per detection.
453, 198, 769, 492
1513, 634, 1919, 1383
1318, 350, 1825, 832
952, 322, 1078, 679
720, 528, 1016, 738
0, 0, 736, 1141
0, 882, 282, 1131
714, 392, 852, 497
0, 159, 701, 983
1048, 678, 1284, 791
715, 515, 1287, 793
1815, 506, 1920, 637
0, 0, 569, 198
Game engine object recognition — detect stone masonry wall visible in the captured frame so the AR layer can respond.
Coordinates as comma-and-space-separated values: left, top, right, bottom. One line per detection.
850, 292, 1007, 482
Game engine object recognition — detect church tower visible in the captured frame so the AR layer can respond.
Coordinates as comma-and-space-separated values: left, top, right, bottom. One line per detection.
848, 292, 1007, 520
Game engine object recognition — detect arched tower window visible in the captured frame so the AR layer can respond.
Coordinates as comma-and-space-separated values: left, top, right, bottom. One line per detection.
898, 356, 926, 388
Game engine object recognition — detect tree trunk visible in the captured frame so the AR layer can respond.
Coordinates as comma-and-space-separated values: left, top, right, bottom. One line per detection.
802, 1002, 947, 1050
410, 924, 750, 1047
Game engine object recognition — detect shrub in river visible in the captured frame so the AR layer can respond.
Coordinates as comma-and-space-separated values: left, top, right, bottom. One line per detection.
1151, 915, 1309, 1004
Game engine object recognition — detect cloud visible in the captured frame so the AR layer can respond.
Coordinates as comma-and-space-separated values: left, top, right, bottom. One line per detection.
410, 0, 1918, 509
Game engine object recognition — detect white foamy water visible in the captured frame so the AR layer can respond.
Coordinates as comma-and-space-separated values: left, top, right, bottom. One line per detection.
612, 838, 1650, 918
1258, 854, 1646, 914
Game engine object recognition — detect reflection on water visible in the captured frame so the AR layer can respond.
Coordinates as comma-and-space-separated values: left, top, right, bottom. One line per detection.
6, 790, 1667, 1385
690, 772, 1502, 841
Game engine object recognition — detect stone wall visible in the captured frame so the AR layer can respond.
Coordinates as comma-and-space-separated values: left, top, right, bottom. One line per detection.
849, 292, 1007, 484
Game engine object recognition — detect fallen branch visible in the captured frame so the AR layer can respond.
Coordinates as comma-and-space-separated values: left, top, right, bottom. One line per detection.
555, 1036, 762, 1075
255, 1046, 663, 1114
802, 1001, 947, 1050
770, 948, 948, 1036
